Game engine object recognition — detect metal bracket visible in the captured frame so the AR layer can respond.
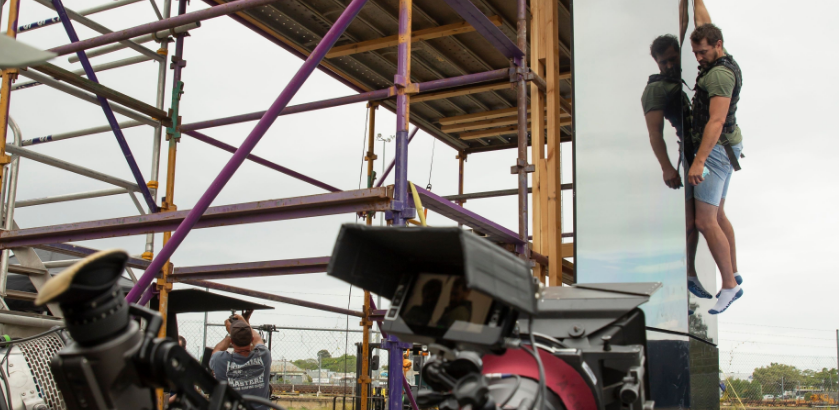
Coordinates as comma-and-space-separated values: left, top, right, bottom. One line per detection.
510, 163, 535, 174
525, 71, 547, 93
166, 81, 184, 141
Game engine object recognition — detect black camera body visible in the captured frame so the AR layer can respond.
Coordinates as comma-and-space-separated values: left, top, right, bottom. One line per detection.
328, 225, 536, 352
328, 225, 658, 410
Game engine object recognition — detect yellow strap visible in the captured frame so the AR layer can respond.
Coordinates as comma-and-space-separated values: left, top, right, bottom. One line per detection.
408, 182, 427, 227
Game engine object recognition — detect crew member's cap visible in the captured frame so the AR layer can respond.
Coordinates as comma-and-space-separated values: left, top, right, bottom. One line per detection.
230, 320, 254, 347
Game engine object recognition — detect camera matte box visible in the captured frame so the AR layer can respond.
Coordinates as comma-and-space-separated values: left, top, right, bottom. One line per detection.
327, 224, 536, 315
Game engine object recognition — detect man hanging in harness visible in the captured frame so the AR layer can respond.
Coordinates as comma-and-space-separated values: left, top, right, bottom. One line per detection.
685, 0, 745, 315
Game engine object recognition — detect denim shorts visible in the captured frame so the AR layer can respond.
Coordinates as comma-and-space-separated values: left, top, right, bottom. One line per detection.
686, 142, 743, 207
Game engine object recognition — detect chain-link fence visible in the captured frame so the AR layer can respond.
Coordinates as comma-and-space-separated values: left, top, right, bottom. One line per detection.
178, 320, 380, 390
719, 351, 838, 407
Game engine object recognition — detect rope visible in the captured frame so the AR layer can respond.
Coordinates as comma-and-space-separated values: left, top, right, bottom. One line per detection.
426, 139, 435, 190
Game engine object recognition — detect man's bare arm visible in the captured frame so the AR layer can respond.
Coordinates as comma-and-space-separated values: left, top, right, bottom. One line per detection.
694, 0, 712, 27
212, 336, 232, 355
688, 96, 730, 185
679, 0, 689, 44
645, 111, 682, 189
251, 330, 265, 346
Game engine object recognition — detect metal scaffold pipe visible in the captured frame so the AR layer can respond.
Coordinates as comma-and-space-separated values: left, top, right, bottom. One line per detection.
22, 120, 145, 146
15, 188, 130, 208
49, 0, 286, 57
67, 22, 200, 63
13, 55, 154, 91
17, 70, 158, 126
31, 0, 163, 62
17, 0, 144, 33
0, 117, 22, 300
4, 145, 141, 192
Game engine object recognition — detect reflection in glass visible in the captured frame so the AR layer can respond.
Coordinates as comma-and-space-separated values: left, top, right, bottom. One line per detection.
573, 0, 687, 333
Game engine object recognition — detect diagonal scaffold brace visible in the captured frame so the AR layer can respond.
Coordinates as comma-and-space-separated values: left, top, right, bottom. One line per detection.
50, 0, 160, 213
126, 0, 372, 304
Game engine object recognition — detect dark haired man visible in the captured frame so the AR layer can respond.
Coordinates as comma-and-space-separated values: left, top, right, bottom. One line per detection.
686, 0, 744, 315
642, 34, 692, 190
210, 314, 271, 410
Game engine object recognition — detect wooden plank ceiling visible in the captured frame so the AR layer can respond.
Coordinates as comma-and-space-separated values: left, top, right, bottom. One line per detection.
217, 0, 572, 152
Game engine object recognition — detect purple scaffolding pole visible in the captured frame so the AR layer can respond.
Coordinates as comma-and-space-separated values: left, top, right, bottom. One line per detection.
374, 126, 418, 187
390, 0, 412, 229
184, 130, 341, 192
127, 0, 371, 304
51, 0, 158, 213
180, 68, 507, 132
368, 296, 418, 410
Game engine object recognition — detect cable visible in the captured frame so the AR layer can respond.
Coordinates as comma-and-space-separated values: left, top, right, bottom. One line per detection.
499, 374, 522, 408
357, 108, 370, 191
526, 316, 546, 410
426, 139, 435, 190
721, 330, 836, 341
0, 327, 65, 346
720, 322, 834, 332
242, 395, 289, 410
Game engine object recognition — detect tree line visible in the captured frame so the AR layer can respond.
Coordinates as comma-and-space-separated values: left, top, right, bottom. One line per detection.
726, 363, 838, 399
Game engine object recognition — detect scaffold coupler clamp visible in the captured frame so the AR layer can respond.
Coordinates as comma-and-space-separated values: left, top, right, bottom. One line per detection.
510, 158, 535, 174
166, 81, 185, 141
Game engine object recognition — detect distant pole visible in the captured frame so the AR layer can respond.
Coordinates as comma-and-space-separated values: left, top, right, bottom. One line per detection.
202, 287, 209, 350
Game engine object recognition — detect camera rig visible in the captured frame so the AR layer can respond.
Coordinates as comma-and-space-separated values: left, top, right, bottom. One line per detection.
328, 224, 658, 410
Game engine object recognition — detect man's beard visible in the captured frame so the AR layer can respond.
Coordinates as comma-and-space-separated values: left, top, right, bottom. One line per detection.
663, 65, 681, 78
699, 49, 719, 68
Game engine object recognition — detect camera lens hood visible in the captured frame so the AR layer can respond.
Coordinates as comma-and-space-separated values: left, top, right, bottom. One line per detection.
36, 249, 130, 346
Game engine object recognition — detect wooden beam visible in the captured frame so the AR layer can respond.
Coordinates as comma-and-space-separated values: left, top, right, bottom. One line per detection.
544, 0, 565, 286
561, 242, 573, 258
442, 114, 531, 133
439, 107, 519, 125
530, 0, 547, 283
30, 63, 170, 123
327, 16, 503, 58
459, 116, 571, 140
411, 82, 512, 103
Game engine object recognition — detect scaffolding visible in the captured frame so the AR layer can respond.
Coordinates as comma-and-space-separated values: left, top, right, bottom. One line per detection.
0, 0, 573, 409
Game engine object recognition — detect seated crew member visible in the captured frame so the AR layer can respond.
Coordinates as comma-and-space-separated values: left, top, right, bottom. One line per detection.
686, 0, 744, 315
435, 278, 472, 328
210, 314, 272, 410
402, 279, 443, 325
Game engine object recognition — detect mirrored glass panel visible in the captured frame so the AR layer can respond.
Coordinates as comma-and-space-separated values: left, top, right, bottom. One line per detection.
573, 0, 687, 333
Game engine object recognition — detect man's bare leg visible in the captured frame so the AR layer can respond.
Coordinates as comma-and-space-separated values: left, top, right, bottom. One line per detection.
695, 201, 736, 288
717, 198, 738, 274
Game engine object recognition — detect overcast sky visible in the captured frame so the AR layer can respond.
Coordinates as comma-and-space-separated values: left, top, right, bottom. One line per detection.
3, 0, 838, 369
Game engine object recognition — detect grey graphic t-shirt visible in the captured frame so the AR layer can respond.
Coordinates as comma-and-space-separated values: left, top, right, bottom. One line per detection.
210, 344, 272, 410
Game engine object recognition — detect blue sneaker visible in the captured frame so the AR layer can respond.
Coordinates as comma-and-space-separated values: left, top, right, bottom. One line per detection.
715, 274, 743, 298
688, 277, 713, 299
709, 287, 743, 315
